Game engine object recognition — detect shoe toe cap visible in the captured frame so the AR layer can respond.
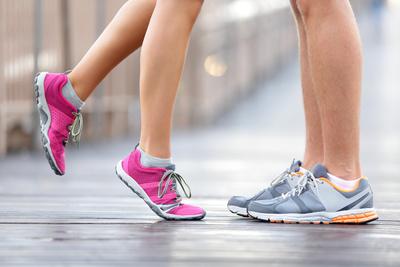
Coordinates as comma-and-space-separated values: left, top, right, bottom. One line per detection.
167, 204, 206, 218
227, 196, 250, 208
248, 199, 278, 214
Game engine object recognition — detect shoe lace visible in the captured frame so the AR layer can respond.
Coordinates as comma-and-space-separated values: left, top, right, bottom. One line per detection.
270, 170, 291, 186
158, 170, 192, 201
282, 171, 322, 199
270, 167, 304, 187
64, 112, 83, 146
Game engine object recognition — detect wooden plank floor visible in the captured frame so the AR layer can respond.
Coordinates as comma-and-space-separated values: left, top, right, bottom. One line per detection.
1, 6, 400, 267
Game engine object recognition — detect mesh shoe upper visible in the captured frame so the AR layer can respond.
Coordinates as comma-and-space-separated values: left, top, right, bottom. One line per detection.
248, 164, 374, 214
43, 73, 79, 174
227, 160, 305, 209
122, 150, 205, 217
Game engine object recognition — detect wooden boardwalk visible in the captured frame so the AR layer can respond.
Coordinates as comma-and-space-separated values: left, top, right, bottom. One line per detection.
1, 6, 400, 267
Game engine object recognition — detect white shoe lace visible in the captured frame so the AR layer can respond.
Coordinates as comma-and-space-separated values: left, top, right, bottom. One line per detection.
158, 170, 192, 200
281, 171, 322, 199
270, 167, 304, 187
65, 112, 83, 146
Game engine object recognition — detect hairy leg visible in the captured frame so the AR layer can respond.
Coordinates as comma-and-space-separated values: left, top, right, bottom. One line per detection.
290, 0, 324, 170
139, 0, 204, 158
68, 0, 157, 101
297, 0, 362, 179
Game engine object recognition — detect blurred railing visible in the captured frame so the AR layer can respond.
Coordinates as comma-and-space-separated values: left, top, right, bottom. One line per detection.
0, 0, 377, 155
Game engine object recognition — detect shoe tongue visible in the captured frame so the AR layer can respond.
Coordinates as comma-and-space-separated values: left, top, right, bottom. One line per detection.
166, 164, 176, 171
311, 164, 329, 178
289, 160, 302, 172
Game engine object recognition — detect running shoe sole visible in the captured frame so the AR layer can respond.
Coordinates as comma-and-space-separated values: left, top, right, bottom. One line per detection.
34, 72, 63, 176
115, 161, 205, 221
227, 205, 249, 217
248, 208, 378, 224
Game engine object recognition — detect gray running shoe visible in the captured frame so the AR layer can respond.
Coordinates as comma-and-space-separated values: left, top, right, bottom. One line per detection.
248, 164, 378, 224
227, 160, 305, 217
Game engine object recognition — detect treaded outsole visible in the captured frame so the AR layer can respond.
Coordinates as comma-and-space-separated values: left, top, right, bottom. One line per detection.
115, 166, 206, 221
227, 206, 249, 217
248, 211, 379, 225
232, 212, 249, 218
34, 73, 63, 176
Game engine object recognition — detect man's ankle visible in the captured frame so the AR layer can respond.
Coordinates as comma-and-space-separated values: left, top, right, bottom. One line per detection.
323, 162, 362, 180
302, 156, 323, 170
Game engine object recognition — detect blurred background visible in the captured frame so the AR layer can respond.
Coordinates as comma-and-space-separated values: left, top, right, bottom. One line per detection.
2, 1, 400, 265
1, 0, 400, 204
0, 0, 388, 155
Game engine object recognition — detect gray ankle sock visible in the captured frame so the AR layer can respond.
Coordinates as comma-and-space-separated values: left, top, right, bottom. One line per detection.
138, 147, 173, 169
62, 78, 85, 110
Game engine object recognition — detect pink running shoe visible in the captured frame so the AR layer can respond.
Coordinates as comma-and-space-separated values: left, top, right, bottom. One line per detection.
34, 72, 83, 176
115, 149, 206, 220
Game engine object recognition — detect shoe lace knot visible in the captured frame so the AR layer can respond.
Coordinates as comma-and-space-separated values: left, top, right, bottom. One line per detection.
282, 171, 323, 199
270, 167, 304, 187
158, 170, 192, 200
270, 159, 304, 186
270, 170, 292, 186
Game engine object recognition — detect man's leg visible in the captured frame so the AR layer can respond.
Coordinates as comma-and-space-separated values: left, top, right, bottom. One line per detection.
297, 0, 363, 180
244, 1, 377, 224
69, 0, 157, 101
139, 0, 204, 158
290, 0, 324, 170
227, 1, 325, 217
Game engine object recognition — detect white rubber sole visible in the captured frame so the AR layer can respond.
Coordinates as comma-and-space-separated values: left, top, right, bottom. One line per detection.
248, 208, 378, 224
115, 161, 205, 221
227, 205, 249, 217
34, 72, 63, 175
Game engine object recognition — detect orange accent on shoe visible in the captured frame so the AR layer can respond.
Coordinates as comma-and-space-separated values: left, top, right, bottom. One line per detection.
319, 177, 367, 193
265, 210, 378, 225
331, 211, 378, 224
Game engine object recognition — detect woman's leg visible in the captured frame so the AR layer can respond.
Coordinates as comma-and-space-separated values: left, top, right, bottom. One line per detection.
297, 0, 363, 179
290, 0, 324, 170
34, 0, 156, 176
116, 0, 206, 221
139, 0, 204, 158
68, 0, 157, 101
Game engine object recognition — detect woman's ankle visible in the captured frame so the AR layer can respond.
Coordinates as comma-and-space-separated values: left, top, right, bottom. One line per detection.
67, 72, 91, 101
139, 139, 171, 159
